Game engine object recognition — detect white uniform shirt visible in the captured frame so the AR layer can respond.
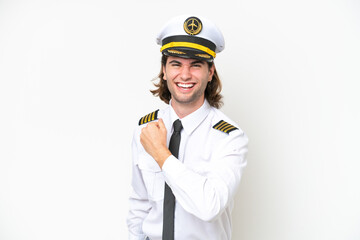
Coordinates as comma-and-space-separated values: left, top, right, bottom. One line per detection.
127, 100, 248, 240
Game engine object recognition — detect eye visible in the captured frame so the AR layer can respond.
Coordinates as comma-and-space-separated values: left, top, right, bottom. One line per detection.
169, 61, 181, 67
191, 61, 204, 68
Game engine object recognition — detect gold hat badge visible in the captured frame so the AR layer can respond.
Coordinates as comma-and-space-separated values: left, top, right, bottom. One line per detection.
183, 17, 202, 35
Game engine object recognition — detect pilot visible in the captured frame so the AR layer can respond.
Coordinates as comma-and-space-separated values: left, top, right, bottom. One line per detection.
127, 15, 248, 240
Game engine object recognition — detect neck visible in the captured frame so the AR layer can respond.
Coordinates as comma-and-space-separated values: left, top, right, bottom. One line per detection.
171, 98, 205, 119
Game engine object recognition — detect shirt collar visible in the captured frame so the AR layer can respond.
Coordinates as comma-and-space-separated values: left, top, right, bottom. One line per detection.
169, 100, 211, 135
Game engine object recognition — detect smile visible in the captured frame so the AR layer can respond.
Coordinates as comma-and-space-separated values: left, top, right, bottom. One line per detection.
176, 83, 195, 89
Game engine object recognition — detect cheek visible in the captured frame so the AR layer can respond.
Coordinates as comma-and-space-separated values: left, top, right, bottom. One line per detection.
165, 71, 179, 81
195, 71, 211, 84
166, 78, 175, 91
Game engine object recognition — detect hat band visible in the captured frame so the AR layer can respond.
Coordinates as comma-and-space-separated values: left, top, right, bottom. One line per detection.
161, 42, 216, 58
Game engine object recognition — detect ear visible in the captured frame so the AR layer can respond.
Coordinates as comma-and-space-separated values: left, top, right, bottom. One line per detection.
162, 65, 167, 80
208, 64, 215, 82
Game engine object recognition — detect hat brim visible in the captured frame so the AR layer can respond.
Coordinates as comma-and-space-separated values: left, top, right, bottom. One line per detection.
162, 47, 214, 62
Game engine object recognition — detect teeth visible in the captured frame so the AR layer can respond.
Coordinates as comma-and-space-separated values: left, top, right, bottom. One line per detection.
177, 83, 194, 88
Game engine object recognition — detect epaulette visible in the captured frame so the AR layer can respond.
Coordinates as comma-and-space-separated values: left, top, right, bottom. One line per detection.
213, 120, 238, 134
138, 110, 159, 125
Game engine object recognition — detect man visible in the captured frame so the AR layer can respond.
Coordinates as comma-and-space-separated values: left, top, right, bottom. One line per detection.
127, 15, 248, 240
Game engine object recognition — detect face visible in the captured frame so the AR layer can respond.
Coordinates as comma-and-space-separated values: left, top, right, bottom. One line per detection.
163, 56, 215, 109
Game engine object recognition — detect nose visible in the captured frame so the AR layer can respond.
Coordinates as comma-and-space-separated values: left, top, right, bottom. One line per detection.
180, 65, 191, 81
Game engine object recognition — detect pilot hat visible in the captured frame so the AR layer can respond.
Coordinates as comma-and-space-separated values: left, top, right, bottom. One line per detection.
156, 15, 225, 62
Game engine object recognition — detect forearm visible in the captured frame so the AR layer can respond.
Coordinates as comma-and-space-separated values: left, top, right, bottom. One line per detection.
162, 154, 246, 222
151, 146, 172, 169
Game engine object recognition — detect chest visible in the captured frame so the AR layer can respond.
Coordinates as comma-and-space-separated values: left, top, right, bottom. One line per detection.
177, 123, 225, 172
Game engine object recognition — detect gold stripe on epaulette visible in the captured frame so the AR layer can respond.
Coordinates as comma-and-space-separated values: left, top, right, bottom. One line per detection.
213, 120, 238, 134
138, 110, 159, 125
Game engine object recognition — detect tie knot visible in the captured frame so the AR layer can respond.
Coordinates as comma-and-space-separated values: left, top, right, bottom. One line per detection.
173, 119, 183, 132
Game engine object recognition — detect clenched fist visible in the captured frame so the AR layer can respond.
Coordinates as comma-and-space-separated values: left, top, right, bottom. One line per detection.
140, 118, 172, 169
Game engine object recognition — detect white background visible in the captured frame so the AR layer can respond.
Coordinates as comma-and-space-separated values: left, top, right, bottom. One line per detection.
1, 0, 359, 239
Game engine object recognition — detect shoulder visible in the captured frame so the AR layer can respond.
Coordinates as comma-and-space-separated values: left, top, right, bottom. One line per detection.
132, 107, 170, 145
209, 109, 249, 152
136, 106, 170, 127
210, 108, 245, 136
138, 109, 159, 125
132, 109, 161, 149
212, 120, 239, 134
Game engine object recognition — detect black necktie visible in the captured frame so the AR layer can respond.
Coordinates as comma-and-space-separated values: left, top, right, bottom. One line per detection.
162, 119, 182, 240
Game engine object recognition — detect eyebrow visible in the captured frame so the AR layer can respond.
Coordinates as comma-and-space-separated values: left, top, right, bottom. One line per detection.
169, 60, 181, 64
190, 60, 205, 65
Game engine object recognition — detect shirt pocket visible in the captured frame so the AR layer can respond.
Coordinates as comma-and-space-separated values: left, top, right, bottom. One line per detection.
137, 156, 165, 202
